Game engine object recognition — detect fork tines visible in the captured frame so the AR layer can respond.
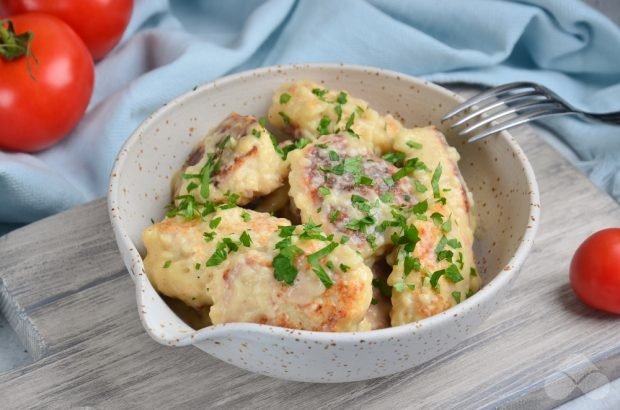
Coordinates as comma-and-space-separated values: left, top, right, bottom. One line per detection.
442, 82, 570, 143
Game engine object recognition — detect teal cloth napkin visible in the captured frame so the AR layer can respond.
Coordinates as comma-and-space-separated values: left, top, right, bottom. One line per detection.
1, 0, 619, 235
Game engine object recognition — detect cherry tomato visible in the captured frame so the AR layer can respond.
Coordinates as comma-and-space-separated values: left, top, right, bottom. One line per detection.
0, 0, 133, 60
570, 228, 620, 314
0, 14, 94, 152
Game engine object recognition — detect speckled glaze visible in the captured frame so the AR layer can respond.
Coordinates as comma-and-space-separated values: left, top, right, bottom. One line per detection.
108, 64, 540, 383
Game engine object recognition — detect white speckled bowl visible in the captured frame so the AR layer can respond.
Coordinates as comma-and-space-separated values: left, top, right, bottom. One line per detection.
108, 64, 539, 382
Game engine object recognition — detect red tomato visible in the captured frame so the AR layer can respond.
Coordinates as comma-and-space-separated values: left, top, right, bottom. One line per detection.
0, 14, 94, 152
570, 228, 620, 314
0, 0, 133, 60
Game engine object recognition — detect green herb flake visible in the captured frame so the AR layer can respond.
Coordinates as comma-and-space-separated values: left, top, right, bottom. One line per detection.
437, 249, 454, 262
186, 181, 198, 192
412, 200, 428, 215
317, 116, 332, 136
340, 235, 350, 244
334, 104, 343, 123
336, 91, 348, 105
251, 128, 262, 138
431, 163, 442, 199
328, 150, 340, 161
406, 140, 423, 149
456, 252, 464, 269
404, 255, 421, 276
359, 175, 374, 186
206, 242, 228, 267
312, 88, 328, 99
326, 260, 335, 270
203, 231, 216, 242
307, 242, 339, 267
370, 297, 378, 305
318, 186, 331, 197
258, 117, 268, 127
240, 231, 252, 247
241, 211, 251, 222
329, 209, 341, 223
393, 282, 406, 293
441, 216, 452, 233
466, 289, 475, 298
163, 260, 172, 269
470, 267, 478, 277
345, 215, 376, 232
340, 263, 350, 272
209, 216, 222, 229
430, 269, 445, 289
195, 262, 201, 270
382, 151, 406, 166
415, 180, 428, 193
445, 264, 464, 283
447, 238, 462, 249
278, 225, 296, 237
435, 235, 448, 254
216, 135, 231, 150
372, 278, 392, 298
430, 212, 443, 226
279, 93, 292, 104
273, 253, 298, 285
313, 266, 334, 288
452, 291, 462, 303
380, 192, 393, 203
278, 111, 291, 126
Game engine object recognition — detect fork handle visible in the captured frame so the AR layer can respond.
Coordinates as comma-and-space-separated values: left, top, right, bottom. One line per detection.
585, 111, 620, 125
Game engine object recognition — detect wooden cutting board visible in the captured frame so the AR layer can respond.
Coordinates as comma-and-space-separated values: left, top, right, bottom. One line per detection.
1, 122, 619, 409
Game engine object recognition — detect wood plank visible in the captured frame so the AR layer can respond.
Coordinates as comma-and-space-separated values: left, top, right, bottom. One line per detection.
1, 123, 619, 409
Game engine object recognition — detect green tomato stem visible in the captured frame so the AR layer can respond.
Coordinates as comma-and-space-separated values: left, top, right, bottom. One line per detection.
0, 19, 37, 79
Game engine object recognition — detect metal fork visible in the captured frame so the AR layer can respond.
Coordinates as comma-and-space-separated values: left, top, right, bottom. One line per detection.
441, 82, 620, 143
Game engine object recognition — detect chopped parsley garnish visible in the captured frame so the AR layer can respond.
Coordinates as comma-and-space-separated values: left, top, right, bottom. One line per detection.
437, 249, 454, 262
279, 93, 292, 104
430, 212, 443, 226
279, 137, 312, 159
278, 225, 296, 237
351, 194, 372, 213
344, 113, 359, 138
345, 215, 376, 232
382, 151, 406, 167
326, 260, 335, 270
278, 111, 291, 126
317, 116, 331, 136
431, 163, 442, 199
340, 235, 350, 244
239, 231, 252, 247
203, 231, 216, 242
258, 117, 268, 127
209, 216, 222, 229
358, 175, 374, 186
199, 153, 220, 199
404, 255, 421, 276
195, 262, 201, 270
313, 267, 334, 288
186, 181, 198, 192
340, 263, 350, 272
452, 291, 461, 303
447, 238, 462, 249
371, 297, 378, 305
412, 200, 428, 215
367, 234, 377, 248
415, 180, 427, 193
456, 252, 464, 269
441, 217, 452, 233
206, 241, 229, 267
392, 157, 429, 181
220, 192, 240, 209
380, 192, 393, 203
444, 264, 464, 283
270, 135, 286, 160
318, 186, 331, 197
329, 209, 341, 222
312, 88, 328, 99
336, 91, 348, 105
307, 242, 339, 266
216, 135, 231, 150
393, 282, 406, 293
466, 289, 475, 298
372, 278, 392, 298
163, 260, 172, 269
334, 104, 342, 123
251, 128, 262, 138
241, 211, 251, 222
406, 140, 423, 149
328, 150, 339, 161
435, 235, 448, 253
470, 267, 478, 277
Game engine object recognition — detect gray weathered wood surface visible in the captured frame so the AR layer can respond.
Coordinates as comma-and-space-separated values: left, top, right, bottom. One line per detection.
0, 121, 619, 409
